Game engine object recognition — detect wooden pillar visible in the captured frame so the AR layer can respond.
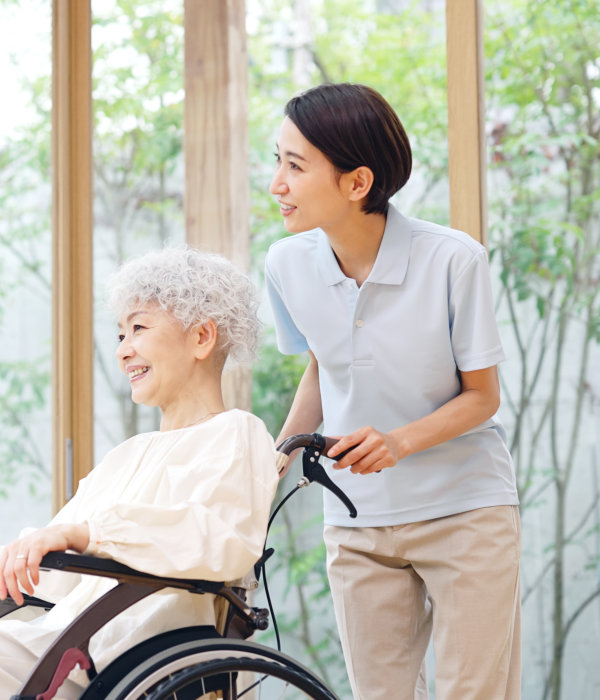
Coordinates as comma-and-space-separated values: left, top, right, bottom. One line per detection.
446, 0, 487, 245
184, 0, 251, 410
52, 0, 94, 511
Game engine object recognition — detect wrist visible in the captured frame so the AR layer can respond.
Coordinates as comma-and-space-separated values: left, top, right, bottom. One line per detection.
61, 523, 90, 552
391, 428, 412, 460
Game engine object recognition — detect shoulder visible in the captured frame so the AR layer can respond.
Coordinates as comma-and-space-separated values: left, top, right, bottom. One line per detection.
221, 408, 270, 433
408, 216, 486, 257
266, 230, 321, 268
215, 410, 275, 448
401, 215, 489, 281
223, 410, 279, 483
408, 218, 487, 260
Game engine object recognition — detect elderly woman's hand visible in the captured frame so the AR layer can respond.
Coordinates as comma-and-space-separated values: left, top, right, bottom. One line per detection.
0, 523, 89, 606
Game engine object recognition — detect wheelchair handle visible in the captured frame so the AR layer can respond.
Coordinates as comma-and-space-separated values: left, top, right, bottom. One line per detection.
276, 433, 357, 519
276, 433, 354, 460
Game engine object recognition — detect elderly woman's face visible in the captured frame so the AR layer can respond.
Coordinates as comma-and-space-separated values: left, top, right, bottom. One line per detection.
116, 303, 199, 411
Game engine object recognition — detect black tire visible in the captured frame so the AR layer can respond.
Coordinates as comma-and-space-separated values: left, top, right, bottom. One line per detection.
145, 654, 336, 699
82, 637, 338, 700
78, 626, 220, 699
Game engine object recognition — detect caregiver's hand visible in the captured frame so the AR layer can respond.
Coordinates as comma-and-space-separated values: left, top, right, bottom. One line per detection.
328, 425, 408, 475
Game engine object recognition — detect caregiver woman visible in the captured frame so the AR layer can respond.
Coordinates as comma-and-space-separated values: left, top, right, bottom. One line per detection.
265, 82, 520, 700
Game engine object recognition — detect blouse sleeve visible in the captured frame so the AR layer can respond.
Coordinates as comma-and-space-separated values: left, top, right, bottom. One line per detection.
85, 415, 279, 582
14, 476, 98, 602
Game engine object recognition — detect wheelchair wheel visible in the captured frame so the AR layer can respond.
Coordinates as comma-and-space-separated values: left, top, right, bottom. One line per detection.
146, 654, 336, 699
92, 638, 338, 700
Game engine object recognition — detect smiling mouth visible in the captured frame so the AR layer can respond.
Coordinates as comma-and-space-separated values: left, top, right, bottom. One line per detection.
128, 367, 149, 380
279, 202, 296, 216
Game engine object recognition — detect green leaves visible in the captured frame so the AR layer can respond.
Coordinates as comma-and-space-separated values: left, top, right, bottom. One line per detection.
251, 335, 309, 437
486, 3, 600, 696
0, 360, 51, 496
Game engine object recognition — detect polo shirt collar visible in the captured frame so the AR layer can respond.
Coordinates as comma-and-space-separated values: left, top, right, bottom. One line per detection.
316, 203, 412, 286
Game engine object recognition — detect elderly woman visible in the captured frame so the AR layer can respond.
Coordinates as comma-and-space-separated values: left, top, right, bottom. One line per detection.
0, 247, 280, 698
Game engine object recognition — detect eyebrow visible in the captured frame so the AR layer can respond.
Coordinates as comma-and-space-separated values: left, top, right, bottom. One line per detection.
117, 309, 148, 330
275, 144, 308, 162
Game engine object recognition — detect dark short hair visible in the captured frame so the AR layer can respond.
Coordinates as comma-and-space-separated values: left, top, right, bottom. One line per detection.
284, 83, 412, 215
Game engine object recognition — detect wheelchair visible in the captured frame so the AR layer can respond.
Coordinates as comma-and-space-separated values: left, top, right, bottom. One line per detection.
1, 433, 357, 700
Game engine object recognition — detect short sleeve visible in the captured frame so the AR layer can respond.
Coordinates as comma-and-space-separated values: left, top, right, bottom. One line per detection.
264, 247, 310, 355
449, 248, 505, 372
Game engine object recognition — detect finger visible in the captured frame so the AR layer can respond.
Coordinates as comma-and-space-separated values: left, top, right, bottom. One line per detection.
335, 433, 383, 470
14, 552, 35, 595
5, 558, 24, 606
326, 434, 352, 458
327, 428, 371, 458
355, 461, 385, 475
28, 555, 41, 587
348, 447, 389, 474
15, 556, 35, 596
0, 565, 7, 601
350, 458, 376, 474
332, 442, 371, 469
0, 548, 7, 599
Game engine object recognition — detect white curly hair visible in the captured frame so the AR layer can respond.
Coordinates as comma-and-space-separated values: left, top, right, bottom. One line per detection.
107, 246, 260, 364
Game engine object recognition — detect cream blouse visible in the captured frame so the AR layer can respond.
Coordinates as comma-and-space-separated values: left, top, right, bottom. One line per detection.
1, 409, 279, 684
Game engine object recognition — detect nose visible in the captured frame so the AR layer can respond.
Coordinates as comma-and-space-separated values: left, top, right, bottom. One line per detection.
116, 335, 133, 363
269, 167, 287, 196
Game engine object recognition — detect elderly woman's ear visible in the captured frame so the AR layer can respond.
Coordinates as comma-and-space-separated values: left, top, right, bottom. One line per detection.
192, 319, 219, 360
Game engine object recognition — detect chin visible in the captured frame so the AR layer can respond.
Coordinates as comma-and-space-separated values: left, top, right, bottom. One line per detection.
130, 389, 152, 406
284, 220, 308, 235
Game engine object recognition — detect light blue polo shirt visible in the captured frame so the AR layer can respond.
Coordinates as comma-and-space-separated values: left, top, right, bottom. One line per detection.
265, 204, 518, 526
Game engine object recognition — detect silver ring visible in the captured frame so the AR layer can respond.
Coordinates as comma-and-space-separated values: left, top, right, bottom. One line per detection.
15, 554, 27, 559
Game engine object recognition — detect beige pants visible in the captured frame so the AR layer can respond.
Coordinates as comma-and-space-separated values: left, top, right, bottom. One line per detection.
324, 505, 521, 700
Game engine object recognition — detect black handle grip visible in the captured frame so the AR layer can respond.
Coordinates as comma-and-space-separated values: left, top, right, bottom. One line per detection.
300, 434, 357, 518
276, 433, 320, 455
276, 433, 358, 519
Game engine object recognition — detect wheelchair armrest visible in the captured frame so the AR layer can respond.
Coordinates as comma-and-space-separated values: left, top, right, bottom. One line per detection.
40, 551, 268, 632
40, 551, 226, 594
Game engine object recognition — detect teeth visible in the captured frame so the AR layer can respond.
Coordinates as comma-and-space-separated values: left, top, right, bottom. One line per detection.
128, 367, 148, 379
280, 203, 294, 210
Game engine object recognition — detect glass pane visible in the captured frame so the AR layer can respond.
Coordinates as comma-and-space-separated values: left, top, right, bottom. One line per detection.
0, 0, 52, 541
92, 0, 185, 462
485, 3, 600, 698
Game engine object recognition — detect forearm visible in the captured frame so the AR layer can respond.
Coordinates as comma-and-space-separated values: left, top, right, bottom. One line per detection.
390, 379, 500, 459
329, 366, 501, 474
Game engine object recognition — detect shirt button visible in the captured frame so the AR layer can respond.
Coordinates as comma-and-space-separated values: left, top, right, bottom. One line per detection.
355, 319, 364, 328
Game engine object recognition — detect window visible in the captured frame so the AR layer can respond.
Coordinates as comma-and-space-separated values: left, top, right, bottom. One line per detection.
0, 0, 52, 540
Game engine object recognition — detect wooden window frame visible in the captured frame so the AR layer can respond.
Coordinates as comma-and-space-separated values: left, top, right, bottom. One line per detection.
52, 0, 94, 511
446, 0, 487, 245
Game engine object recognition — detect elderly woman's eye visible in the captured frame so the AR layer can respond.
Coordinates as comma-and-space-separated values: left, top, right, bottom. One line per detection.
133, 324, 145, 332
118, 333, 125, 342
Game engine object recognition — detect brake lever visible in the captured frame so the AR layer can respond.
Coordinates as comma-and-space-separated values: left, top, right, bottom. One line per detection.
302, 434, 357, 518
